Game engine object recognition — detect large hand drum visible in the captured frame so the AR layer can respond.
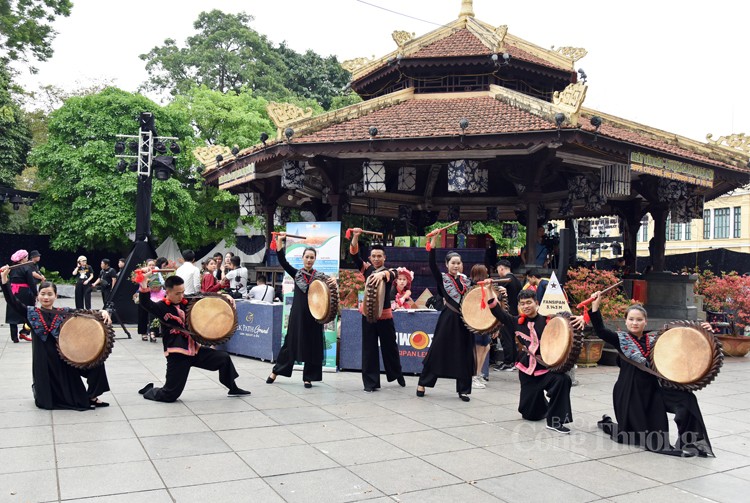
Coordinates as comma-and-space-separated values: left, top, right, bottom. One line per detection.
539, 314, 583, 373
460, 285, 506, 335
308, 277, 339, 325
364, 279, 385, 324
57, 312, 115, 369
186, 295, 237, 346
651, 321, 723, 391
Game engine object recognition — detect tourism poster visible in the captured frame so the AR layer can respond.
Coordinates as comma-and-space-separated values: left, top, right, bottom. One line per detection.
281, 221, 341, 369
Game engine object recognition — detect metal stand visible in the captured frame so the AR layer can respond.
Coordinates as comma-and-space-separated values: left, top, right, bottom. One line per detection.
104, 299, 131, 339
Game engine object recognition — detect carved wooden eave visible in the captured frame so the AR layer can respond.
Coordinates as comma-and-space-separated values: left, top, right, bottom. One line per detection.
194, 145, 234, 173
490, 82, 587, 127
348, 13, 578, 83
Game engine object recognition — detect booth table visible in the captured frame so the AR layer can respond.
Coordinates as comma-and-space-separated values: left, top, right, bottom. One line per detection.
339, 308, 440, 374
218, 300, 283, 362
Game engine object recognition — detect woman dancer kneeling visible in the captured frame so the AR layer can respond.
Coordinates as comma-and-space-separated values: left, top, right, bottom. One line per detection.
589, 292, 714, 456
416, 234, 475, 402
1, 266, 111, 410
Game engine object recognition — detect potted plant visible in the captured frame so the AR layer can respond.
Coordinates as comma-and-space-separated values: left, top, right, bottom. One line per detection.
565, 266, 632, 366
698, 271, 750, 357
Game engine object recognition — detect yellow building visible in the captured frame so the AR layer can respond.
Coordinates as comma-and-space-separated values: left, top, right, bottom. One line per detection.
635, 186, 750, 256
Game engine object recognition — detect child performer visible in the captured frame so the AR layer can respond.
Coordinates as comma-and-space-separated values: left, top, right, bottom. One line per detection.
391, 267, 414, 310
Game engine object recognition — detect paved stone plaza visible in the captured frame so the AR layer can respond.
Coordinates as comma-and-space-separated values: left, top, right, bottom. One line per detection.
1, 297, 749, 502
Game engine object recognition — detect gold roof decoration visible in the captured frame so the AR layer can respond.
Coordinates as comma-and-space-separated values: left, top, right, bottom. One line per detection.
706, 133, 750, 155
556, 46, 588, 62
194, 145, 233, 172
348, 6, 575, 82
459, 0, 475, 18
341, 56, 375, 73
392, 30, 415, 48
267, 102, 314, 128
552, 81, 588, 126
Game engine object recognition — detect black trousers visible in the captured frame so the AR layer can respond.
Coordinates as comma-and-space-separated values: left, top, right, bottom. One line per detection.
518, 371, 572, 426
79, 364, 111, 398
499, 325, 517, 365
143, 348, 239, 402
74, 282, 91, 309
100, 288, 111, 306
418, 370, 472, 394
137, 304, 150, 335
272, 344, 323, 382
361, 317, 403, 389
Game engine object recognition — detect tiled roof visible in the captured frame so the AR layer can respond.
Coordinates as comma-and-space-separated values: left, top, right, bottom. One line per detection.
295, 96, 556, 143
406, 29, 570, 73
410, 29, 492, 58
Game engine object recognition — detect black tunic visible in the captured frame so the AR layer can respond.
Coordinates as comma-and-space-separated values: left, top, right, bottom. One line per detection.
2, 283, 109, 410
5, 265, 37, 325
276, 249, 325, 366
590, 310, 713, 456
419, 249, 475, 382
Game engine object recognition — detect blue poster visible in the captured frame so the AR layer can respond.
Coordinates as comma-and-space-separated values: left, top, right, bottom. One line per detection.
282, 221, 341, 369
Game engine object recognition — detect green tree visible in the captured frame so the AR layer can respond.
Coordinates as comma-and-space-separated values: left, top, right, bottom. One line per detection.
140, 10, 287, 98
29, 87, 238, 251
275, 44, 351, 109
425, 220, 526, 255
168, 85, 274, 147
0, 64, 31, 187
0, 0, 72, 63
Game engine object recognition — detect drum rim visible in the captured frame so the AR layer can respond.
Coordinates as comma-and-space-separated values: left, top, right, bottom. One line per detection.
364, 279, 385, 324
308, 279, 331, 321
539, 312, 583, 373
652, 321, 723, 391
460, 284, 506, 335
309, 275, 338, 325
57, 311, 115, 369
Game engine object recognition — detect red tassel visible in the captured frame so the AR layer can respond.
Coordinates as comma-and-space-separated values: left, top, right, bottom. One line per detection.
270, 232, 277, 251
134, 269, 144, 284
480, 281, 487, 309
518, 315, 526, 325
583, 306, 591, 324
426, 241, 432, 252
345, 228, 352, 240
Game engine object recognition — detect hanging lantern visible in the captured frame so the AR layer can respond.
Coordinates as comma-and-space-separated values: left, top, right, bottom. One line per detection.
281, 160, 305, 190
578, 220, 591, 238
398, 204, 412, 221
502, 223, 518, 239
398, 166, 417, 191
600, 163, 631, 197
471, 167, 489, 193
447, 205, 460, 221
238, 192, 261, 216
367, 198, 378, 215
363, 160, 386, 192
487, 207, 499, 222
447, 159, 478, 193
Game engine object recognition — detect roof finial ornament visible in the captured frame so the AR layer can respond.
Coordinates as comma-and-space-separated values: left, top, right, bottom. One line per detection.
459, 0, 475, 18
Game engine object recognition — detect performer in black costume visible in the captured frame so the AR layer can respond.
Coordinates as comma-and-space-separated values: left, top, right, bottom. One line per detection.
349, 229, 405, 392
5, 249, 37, 343
416, 234, 475, 402
137, 273, 250, 402
487, 286, 585, 433
589, 292, 714, 456
267, 233, 335, 388
494, 259, 522, 370
1, 266, 110, 410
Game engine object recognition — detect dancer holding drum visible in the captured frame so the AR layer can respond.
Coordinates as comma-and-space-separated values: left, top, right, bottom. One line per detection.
589, 292, 715, 456
416, 233, 475, 402
1, 266, 111, 410
486, 285, 585, 433
267, 233, 335, 388
136, 273, 250, 402
349, 228, 405, 392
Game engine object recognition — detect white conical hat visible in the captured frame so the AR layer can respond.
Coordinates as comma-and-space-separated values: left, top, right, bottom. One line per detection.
538, 271, 571, 316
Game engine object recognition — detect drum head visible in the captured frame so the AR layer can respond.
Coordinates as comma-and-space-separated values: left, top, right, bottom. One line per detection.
364, 280, 385, 324
188, 296, 237, 345
461, 286, 499, 334
540, 316, 573, 368
308, 279, 331, 322
58, 315, 110, 368
653, 326, 713, 384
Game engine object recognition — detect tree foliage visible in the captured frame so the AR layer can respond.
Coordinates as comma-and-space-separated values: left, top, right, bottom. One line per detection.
0, 64, 31, 187
28, 87, 238, 251
140, 10, 351, 109
0, 0, 72, 63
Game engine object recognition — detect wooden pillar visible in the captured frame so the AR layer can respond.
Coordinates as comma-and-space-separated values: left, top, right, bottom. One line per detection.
617, 201, 644, 274
525, 192, 540, 268
328, 194, 341, 221
650, 207, 668, 272
264, 202, 276, 251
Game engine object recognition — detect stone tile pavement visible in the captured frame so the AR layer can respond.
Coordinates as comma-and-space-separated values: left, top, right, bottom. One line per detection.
1, 296, 749, 502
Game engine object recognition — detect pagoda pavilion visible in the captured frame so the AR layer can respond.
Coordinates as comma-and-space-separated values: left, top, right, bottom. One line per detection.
201, 0, 750, 276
